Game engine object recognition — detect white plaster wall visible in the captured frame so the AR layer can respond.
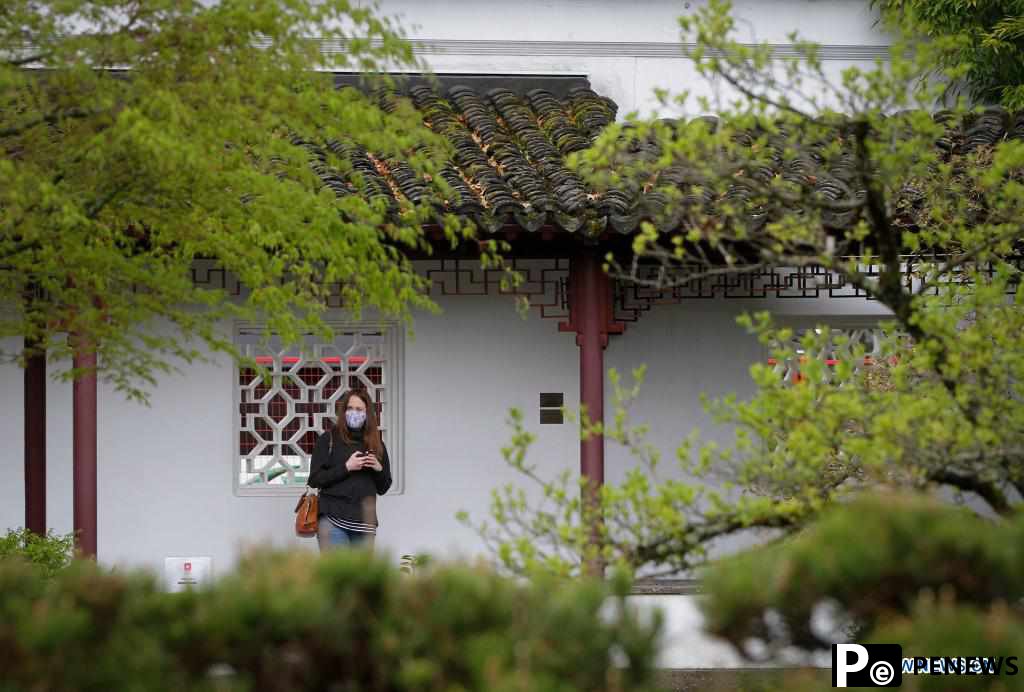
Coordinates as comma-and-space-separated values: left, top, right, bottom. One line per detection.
0, 338, 25, 530
384, 292, 581, 562
374, 0, 883, 46
1, 290, 891, 570
0, 293, 582, 573
604, 294, 893, 479
603, 301, 762, 486
365, 0, 890, 117
601, 295, 893, 565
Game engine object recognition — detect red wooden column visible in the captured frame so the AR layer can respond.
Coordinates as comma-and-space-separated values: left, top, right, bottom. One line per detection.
560, 248, 624, 573
24, 340, 46, 535
72, 339, 98, 558
576, 251, 608, 484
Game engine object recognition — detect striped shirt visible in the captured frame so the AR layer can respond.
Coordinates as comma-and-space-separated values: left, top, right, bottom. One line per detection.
326, 514, 377, 535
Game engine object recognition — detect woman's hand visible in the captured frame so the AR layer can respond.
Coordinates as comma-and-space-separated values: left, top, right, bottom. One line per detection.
361, 453, 383, 472
345, 451, 366, 472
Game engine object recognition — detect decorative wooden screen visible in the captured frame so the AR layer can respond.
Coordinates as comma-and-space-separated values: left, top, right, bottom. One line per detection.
234, 325, 401, 494
769, 326, 886, 385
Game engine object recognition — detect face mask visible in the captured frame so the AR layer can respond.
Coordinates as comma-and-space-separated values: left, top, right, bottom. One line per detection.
345, 409, 367, 428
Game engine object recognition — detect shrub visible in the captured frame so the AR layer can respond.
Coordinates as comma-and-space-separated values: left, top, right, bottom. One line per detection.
0, 528, 74, 577
700, 493, 1024, 691
0, 549, 663, 692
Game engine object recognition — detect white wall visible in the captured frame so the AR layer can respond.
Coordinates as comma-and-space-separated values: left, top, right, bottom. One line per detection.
0, 284, 891, 572
366, 0, 890, 116
0, 338, 25, 528
373, 0, 883, 46
601, 294, 891, 565
0, 290, 581, 573
604, 293, 893, 486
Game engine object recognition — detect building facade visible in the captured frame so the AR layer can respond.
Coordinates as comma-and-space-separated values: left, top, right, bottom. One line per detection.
0, 0, 892, 579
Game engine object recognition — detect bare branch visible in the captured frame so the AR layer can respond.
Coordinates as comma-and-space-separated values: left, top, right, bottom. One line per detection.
711, 64, 825, 124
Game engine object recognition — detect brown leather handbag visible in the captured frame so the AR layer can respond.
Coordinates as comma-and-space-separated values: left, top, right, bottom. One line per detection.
294, 489, 318, 536
295, 433, 329, 536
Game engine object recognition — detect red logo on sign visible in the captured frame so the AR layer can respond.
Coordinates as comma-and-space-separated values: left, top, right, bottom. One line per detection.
184, 562, 192, 572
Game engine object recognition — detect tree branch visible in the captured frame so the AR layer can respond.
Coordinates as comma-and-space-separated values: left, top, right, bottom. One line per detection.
711, 64, 824, 124
0, 238, 42, 263
914, 228, 1024, 297
0, 107, 96, 139
927, 469, 1013, 516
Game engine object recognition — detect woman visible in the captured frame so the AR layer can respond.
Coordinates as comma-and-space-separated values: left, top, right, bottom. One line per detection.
308, 389, 392, 551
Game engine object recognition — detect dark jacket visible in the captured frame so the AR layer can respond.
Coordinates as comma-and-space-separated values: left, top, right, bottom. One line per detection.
308, 426, 392, 528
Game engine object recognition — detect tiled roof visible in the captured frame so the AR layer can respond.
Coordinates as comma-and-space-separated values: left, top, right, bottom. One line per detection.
304, 84, 619, 235
302, 85, 1024, 238
624, 107, 1024, 236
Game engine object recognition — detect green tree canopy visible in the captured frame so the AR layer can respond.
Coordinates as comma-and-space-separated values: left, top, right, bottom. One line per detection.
1, 0, 478, 400
872, 0, 1024, 109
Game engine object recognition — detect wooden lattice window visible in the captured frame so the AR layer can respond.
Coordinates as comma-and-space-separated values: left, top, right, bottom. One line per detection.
768, 325, 889, 385
234, 324, 403, 495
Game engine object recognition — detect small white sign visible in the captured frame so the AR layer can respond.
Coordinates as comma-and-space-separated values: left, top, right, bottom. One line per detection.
164, 556, 212, 592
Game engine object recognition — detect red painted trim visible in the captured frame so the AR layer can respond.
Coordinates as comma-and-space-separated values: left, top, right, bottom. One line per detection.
24, 345, 46, 535
767, 356, 888, 366
251, 356, 374, 365
72, 341, 98, 559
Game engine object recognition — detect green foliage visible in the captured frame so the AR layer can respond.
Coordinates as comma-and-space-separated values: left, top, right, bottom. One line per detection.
467, 0, 1024, 589
1, 0, 484, 401
871, 0, 1024, 108
456, 1, 1024, 684
399, 552, 432, 574
701, 493, 1024, 690
0, 528, 73, 577
461, 367, 809, 578
0, 550, 662, 692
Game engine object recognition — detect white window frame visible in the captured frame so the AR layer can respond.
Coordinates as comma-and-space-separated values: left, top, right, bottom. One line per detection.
232, 320, 405, 497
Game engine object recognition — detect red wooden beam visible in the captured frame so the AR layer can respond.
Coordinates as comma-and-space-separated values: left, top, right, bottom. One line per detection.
72, 339, 98, 558
23, 339, 46, 535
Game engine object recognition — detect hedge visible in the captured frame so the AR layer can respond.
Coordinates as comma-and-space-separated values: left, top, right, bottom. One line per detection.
0, 549, 663, 692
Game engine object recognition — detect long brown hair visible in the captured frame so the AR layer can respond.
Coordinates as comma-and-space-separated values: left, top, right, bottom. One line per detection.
334, 389, 383, 458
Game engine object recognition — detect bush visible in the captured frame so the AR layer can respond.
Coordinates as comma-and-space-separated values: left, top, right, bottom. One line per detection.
0, 528, 74, 577
0, 549, 663, 692
700, 493, 1024, 691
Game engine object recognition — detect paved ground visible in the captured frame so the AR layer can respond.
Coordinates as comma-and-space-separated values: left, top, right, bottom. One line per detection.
657, 668, 831, 691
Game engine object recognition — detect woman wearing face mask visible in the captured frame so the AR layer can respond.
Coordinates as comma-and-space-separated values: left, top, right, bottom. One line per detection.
308, 389, 392, 551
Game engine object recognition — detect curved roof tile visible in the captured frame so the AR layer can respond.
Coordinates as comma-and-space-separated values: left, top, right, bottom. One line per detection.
310, 86, 1024, 238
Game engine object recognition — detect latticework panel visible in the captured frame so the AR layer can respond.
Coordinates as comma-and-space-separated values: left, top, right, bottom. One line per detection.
768, 326, 889, 385
612, 257, 1024, 323
235, 327, 394, 492
417, 258, 570, 319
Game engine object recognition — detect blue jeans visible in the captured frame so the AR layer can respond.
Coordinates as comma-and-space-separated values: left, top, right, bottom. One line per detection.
317, 520, 374, 552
